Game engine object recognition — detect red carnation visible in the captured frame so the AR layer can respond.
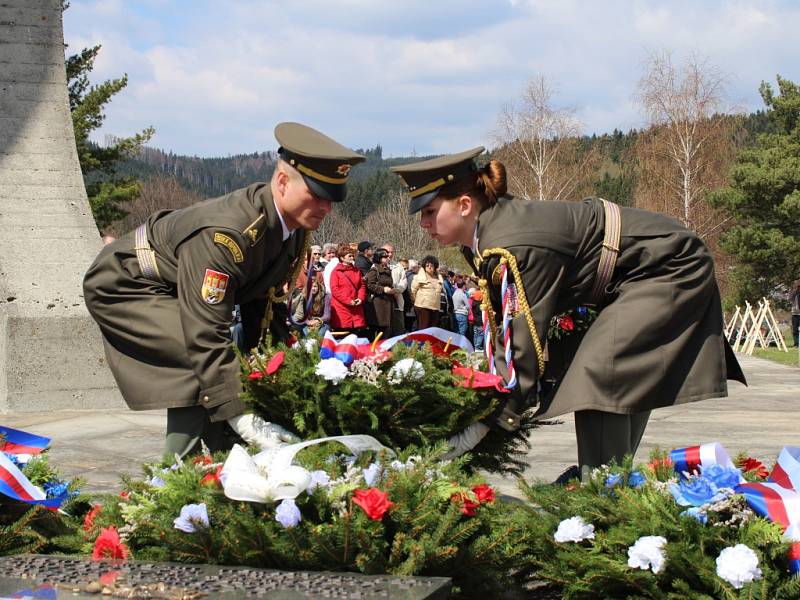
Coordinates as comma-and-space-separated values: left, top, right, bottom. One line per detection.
647, 457, 673, 473
352, 488, 393, 521
452, 492, 479, 516
201, 465, 223, 487
118, 491, 129, 500
737, 457, 769, 480
83, 504, 103, 532
92, 526, 129, 561
266, 351, 285, 375
192, 455, 213, 466
472, 483, 495, 504
248, 370, 264, 380
558, 315, 575, 331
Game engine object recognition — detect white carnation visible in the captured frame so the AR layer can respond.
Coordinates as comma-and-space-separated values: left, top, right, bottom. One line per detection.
716, 544, 762, 589
303, 338, 317, 354
315, 358, 349, 384
627, 535, 667, 574
386, 358, 425, 384
553, 516, 595, 543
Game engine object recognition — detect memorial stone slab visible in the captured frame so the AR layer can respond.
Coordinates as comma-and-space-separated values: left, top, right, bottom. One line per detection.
0, 555, 452, 599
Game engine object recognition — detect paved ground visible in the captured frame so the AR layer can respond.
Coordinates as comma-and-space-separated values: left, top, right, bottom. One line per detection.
2, 354, 798, 496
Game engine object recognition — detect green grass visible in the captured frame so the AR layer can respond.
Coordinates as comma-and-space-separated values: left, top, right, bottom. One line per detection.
752, 346, 800, 367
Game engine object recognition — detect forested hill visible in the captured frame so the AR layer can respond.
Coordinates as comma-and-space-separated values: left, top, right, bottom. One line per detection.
114, 110, 772, 225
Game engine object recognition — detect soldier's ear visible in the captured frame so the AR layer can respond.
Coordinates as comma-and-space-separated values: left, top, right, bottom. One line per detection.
275, 168, 290, 197
457, 194, 474, 217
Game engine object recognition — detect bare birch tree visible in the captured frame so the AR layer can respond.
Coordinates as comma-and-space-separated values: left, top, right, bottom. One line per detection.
355, 190, 433, 259
493, 75, 599, 201
635, 51, 737, 237
312, 205, 356, 246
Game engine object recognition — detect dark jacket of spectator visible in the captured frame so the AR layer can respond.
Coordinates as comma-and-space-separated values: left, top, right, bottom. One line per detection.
365, 262, 395, 328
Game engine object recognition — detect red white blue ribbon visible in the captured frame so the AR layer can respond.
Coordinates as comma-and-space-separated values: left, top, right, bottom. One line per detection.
0, 451, 68, 509
672, 442, 800, 575
319, 332, 371, 366
0, 425, 50, 455
379, 327, 473, 354
481, 264, 516, 391
670, 442, 735, 476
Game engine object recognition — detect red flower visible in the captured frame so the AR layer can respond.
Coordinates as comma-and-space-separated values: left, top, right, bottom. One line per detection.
83, 504, 103, 532
266, 351, 285, 375
352, 488, 393, 521
201, 465, 223, 487
472, 483, 495, 504
248, 371, 264, 380
558, 315, 575, 331
98, 571, 121, 586
452, 492, 479, 516
118, 491, 129, 500
192, 455, 213, 466
451, 366, 510, 393
92, 526, 129, 561
737, 457, 769, 480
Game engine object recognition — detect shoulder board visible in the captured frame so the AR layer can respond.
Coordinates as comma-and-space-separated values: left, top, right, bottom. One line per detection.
242, 214, 265, 247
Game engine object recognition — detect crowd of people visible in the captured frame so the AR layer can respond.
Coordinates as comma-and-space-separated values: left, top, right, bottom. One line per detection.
282, 240, 485, 349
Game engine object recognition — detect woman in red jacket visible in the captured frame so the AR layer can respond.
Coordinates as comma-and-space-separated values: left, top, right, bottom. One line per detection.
329, 244, 368, 337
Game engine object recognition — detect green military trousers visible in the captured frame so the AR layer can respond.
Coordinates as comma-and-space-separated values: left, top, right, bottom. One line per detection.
164, 406, 233, 463
574, 409, 651, 475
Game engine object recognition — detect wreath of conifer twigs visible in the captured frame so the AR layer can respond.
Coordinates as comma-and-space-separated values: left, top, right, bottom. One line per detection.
240, 338, 539, 476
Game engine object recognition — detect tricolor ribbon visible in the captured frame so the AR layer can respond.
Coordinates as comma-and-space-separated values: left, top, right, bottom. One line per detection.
319, 332, 372, 366
0, 425, 50, 455
482, 264, 516, 391
670, 442, 735, 477
671, 442, 800, 575
379, 327, 474, 354
0, 451, 68, 509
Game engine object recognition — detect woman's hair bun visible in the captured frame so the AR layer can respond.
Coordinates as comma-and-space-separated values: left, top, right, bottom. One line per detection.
477, 160, 507, 204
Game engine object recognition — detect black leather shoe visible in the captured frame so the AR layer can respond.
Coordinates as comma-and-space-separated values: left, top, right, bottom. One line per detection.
553, 464, 580, 485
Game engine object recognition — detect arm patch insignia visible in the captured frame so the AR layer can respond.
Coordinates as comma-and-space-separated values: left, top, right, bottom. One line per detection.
213, 232, 244, 263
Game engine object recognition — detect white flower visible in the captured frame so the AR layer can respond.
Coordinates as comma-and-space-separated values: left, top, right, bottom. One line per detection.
553, 516, 595, 543
716, 544, 762, 589
303, 338, 317, 354
386, 358, 425, 384
306, 470, 330, 494
627, 535, 668, 574
315, 357, 349, 384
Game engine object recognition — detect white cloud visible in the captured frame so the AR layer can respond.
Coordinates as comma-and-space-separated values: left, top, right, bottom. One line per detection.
62, 0, 800, 157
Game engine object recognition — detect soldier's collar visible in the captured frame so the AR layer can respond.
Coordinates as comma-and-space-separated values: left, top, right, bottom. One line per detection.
272, 197, 294, 241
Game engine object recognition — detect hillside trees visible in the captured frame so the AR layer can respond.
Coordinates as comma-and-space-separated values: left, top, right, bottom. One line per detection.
64, 4, 154, 231
493, 75, 600, 201
709, 76, 800, 303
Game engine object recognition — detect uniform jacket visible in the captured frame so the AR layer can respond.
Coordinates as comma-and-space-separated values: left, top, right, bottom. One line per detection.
365, 263, 395, 328
411, 270, 444, 311
83, 183, 305, 420
329, 262, 367, 329
465, 196, 745, 420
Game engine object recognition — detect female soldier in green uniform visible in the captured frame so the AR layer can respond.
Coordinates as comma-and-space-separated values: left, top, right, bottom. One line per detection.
391, 148, 746, 477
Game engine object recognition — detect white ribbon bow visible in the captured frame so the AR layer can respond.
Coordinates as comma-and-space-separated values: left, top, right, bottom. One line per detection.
221, 434, 392, 503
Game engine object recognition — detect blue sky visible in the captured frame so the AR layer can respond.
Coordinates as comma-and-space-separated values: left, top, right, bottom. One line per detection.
63, 0, 800, 158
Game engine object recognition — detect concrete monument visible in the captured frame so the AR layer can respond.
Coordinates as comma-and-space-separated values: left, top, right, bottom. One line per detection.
0, 0, 123, 411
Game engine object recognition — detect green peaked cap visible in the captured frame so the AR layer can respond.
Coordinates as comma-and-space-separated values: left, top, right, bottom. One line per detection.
390, 146, 485, 214
275, 122, 366, 202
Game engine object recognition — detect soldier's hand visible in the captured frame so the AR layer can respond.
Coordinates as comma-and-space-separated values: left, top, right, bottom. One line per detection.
441, 422, 490, 460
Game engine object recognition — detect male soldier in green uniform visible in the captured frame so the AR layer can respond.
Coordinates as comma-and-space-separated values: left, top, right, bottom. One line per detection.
391, 148, 746, 477
84, 123, 365, 459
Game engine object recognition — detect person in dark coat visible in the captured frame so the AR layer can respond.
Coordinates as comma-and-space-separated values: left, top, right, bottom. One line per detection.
355, 241, 374, 276
83, 123, 365, 459
364, 248, 395, 340
329, 244, 368, 337
391, 147, 746, 474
